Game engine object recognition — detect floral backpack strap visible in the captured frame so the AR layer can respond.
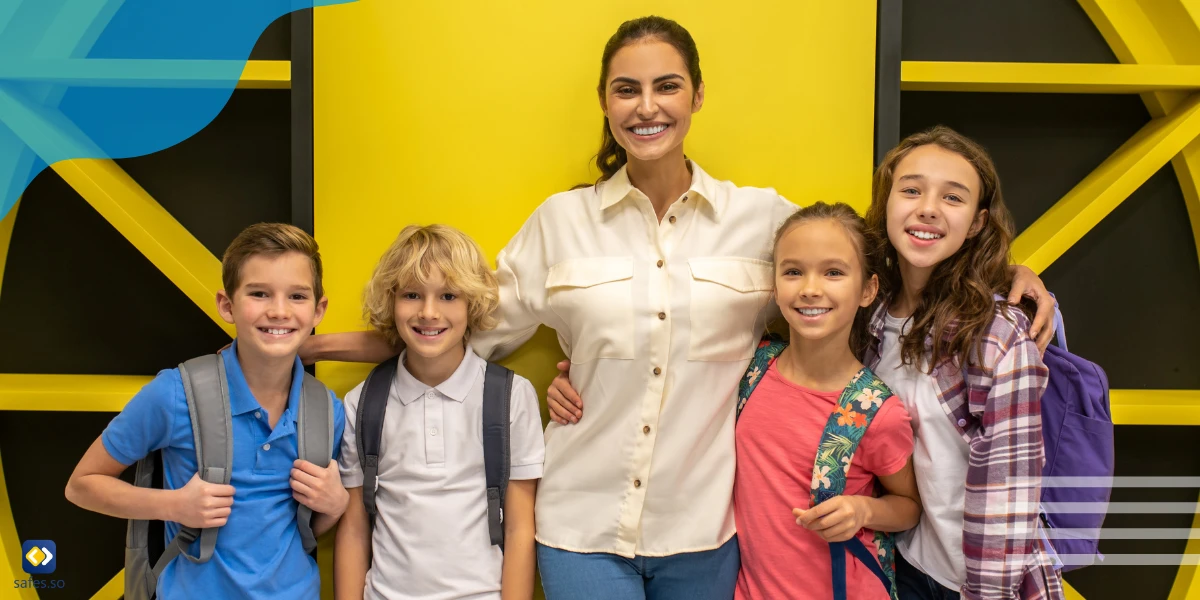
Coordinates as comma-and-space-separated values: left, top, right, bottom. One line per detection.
736, 332, 788, 421
809, 367, 900, 600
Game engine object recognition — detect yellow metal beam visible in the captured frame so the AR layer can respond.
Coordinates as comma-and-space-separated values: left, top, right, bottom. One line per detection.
90, 570, 123, 600
1169, 492, 1200, 600
49, 159, 234, 336
0, 374, 151, 412
1064, 580, 1085, 600
1077, 0, 1200, 272
238, 60, 291, 89
0, 198, 18, 301
1111, 390, 1200, 426
1013, 93, 1200, 273
902, 61, 1200, 94
0, 447, 39, 600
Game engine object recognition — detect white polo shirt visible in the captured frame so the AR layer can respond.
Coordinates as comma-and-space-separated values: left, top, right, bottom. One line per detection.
471, 161, 797, 557
338, 347, 545, 600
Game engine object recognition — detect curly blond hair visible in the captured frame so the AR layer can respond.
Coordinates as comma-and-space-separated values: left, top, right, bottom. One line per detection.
363, 224, 499, 346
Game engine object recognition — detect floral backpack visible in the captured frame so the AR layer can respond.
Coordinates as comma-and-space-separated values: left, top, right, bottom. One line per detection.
737, 333, 900, 600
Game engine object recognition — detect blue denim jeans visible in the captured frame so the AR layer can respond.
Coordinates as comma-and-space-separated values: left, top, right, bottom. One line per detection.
536, 536, 740, 600
896, 551, 961, 600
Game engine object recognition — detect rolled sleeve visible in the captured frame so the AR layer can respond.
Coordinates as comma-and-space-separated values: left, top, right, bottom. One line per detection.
101, 369, 182, 466
508, 376, 546, 481
337, 383, 366, 488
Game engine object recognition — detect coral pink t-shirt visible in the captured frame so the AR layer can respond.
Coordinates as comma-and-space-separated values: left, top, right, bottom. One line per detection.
734, 362, 914, 600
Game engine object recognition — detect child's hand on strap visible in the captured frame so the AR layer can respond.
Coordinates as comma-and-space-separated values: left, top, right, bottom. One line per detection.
793, 496, 871, 543
546, 360, 583, 425
170, 473, 235, 529
291, 459, 349, 518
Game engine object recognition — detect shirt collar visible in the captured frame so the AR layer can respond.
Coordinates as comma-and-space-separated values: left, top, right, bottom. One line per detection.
393, 346, 483, 405
220, 340, 304, 421
597, 160, 723, 220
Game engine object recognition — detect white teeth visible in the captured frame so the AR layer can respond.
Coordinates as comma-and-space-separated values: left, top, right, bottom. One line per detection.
908, 229, 944, 241
265, 328, 291, 335
419, 329, 442, 336
798, 308, 831, 316
633, 124, 667, 136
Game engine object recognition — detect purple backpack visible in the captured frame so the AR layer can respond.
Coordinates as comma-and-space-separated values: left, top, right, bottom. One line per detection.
1037, 303, 1114, 571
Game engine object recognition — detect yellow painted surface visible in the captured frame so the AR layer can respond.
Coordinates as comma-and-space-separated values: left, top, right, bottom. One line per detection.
312, 0, 879, 397
89, 570, 124, 600
902, 61, 1200, 93
1110, 390, 1200, 425
0, 198, 17, 301
0, 374, 151, 412
238, 60, 291, 89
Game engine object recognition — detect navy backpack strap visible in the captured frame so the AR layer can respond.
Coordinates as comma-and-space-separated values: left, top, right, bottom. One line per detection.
357, 358, 398, 523
737, 332, 788, 420
810, 367, 898, 600
483, 362, 514, 550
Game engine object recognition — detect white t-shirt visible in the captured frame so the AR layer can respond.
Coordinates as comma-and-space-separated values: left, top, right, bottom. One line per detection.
875, 313, 970, 590
338, 347, 546, 600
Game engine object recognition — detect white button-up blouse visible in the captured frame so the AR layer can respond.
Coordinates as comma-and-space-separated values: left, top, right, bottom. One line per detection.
471, 161, 797, 557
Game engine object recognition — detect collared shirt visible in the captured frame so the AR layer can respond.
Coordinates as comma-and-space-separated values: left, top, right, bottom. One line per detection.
863, 303, 1064, 600
471, 161, 798, 557
102, 341, 346, 600
338, 347, 545, 600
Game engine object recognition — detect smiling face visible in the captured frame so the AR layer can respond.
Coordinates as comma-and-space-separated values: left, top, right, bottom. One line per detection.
393, 266, 468, 370
602, 39, 703, 165
217, 250, 326, 363
885, 144, 988, 276
774, 219, 878, 345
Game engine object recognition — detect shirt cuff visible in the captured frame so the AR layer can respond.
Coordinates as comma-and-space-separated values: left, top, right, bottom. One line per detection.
510, 463, 543, 481
100, 431, 138, 466
340, 470, 365, 488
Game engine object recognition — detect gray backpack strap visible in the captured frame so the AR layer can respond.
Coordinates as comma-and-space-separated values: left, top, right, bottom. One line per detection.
357, 359, 398, 526
151, 355, 233, 576
482, 362, 513, 550
296, 372, 334, 553
124, 456, 160, 600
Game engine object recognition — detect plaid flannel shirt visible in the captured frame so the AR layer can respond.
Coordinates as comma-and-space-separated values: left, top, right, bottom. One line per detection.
864, 302, 1064, 600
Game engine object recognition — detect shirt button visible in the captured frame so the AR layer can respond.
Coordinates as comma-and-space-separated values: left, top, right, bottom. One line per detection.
957, 419, 968, 427
657, 312, 666, 320
634, 479, 642, 488
682, 194, 689, 202
254, 411, 261, 419
653, 367, 662, 376
430, 428, 439, 436
262, 444, 270, 451
668, 216, 677, 224
643, 425, 651, 434
656, 259, 664, 268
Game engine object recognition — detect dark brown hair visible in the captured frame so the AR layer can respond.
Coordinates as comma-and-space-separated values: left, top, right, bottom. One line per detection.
864, 125, 1020, 371
222, 222, 324, 300
591, 16, 702, 183
773, 201, 879, 358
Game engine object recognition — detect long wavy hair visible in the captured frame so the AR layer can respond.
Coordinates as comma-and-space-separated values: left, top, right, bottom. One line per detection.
589, 16, 702, 184
864, 125, 1021, 371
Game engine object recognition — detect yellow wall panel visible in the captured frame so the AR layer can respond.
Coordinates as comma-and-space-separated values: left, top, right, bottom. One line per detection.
312, 0, 878, 395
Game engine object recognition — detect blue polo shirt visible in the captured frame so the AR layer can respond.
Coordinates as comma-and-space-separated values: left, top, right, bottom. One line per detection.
102, 341, 346, 599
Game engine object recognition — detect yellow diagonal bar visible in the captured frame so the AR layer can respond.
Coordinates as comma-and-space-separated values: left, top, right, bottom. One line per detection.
0, 447, 38, 600
1079, 0, 1200, 270
0, 374, 152, 412
90, 569, 123, 600
1064, 580, 1085, 600
902, 61, 1200, 93
1111, 390, 1200, 425
1013, 93, 1200, 274
1169, 492, 1200, 600
49, 159, 233, 335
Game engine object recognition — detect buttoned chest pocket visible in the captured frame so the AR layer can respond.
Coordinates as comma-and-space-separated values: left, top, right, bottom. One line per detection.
546, 257, 635, 362
688, 257, 773, 362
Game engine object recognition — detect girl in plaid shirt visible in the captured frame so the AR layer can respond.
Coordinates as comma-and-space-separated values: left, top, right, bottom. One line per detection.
863, 126, 1064, 600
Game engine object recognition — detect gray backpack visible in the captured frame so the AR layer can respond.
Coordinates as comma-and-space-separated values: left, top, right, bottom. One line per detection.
123, 354, 334, 600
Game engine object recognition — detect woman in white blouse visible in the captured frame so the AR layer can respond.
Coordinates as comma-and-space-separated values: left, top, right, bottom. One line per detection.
305, 15, 1055, 600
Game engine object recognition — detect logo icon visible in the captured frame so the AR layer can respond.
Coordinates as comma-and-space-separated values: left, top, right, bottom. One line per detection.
21, 540, 55, 574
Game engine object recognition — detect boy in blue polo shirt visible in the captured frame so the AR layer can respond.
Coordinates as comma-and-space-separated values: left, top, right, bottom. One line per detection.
65, 223, 348, 599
